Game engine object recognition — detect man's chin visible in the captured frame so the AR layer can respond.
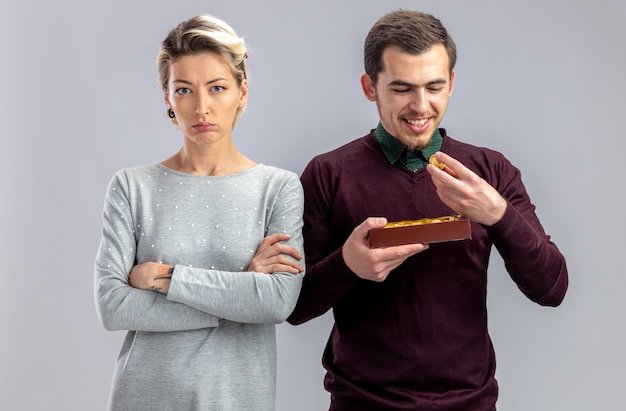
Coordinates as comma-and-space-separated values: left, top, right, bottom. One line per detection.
402, 135, 432, 152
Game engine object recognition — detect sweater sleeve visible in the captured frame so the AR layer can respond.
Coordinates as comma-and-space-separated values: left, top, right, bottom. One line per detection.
94, 173, 220, 332
166, 173, 305, 324
287, 158, 360, 325
484, 154, 568, 306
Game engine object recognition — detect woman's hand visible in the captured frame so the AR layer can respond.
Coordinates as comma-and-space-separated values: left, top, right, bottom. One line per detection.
129, 262, 174, 294
248, 233, 304, 275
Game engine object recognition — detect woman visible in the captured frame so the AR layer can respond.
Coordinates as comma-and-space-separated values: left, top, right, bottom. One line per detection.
94, 14, 304, 410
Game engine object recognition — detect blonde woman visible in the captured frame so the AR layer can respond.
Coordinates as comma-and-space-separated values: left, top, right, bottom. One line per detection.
94, 15, 304, 410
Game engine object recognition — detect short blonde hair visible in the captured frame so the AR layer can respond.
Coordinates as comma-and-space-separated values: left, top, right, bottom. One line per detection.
156, 14, 250, 125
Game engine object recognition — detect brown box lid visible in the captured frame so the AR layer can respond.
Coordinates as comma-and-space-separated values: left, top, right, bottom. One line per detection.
369, 217, 472, 248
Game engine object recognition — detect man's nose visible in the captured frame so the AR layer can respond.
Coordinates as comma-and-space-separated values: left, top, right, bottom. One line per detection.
409, 89, 428, 114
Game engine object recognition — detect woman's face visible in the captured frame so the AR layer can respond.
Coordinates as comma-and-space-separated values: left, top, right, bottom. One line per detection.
164, 52, 248, 147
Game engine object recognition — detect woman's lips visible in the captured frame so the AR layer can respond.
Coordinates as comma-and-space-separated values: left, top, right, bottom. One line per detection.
193, 122, 216, 132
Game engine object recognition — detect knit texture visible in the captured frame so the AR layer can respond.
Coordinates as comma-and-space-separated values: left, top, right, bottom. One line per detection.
288, 130, 567, 410
95, 163, 304, 411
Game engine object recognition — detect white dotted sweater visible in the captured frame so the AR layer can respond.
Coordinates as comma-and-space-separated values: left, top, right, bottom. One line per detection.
94, 163, 304, 411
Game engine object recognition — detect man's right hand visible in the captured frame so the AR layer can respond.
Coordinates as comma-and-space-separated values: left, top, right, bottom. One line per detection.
342, 217, 428, 282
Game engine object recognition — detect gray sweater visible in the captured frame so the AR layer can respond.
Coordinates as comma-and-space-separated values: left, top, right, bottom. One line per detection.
94, 163, 304, 411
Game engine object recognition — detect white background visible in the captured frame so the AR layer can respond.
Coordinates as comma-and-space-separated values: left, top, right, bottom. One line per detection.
2, 0, 625, 409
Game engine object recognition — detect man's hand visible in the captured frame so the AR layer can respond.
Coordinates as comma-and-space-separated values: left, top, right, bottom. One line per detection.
248, 233, 304, 275
342, 217, 428, 282
427, 152, 507, 226
129, 262, 173, 294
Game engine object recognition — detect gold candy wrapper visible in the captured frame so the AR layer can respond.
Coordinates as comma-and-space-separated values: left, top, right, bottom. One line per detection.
383, 215, 460, 228
428, 154, 446, 170
428, 154, 458, 178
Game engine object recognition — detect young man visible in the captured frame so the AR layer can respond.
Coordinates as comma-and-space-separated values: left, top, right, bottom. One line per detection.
287, 9, 568, 411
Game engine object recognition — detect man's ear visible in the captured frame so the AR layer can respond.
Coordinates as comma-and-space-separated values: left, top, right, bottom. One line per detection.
448, 70, 455, 97
360, 73, 377, 102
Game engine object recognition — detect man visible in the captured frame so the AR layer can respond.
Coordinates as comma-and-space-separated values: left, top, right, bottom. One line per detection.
287, 9, 568, 411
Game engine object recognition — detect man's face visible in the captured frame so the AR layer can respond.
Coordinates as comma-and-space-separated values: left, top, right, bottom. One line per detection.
361, 44, 455, 151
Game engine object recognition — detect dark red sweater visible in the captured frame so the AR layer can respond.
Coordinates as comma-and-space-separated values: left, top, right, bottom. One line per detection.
287, 130, 568, 410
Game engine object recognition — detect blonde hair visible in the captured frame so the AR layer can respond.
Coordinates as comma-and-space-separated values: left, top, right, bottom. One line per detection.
156, 14, 250, 125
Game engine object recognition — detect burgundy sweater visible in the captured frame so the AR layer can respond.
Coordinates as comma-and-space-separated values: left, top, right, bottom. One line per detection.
287, 130, 568, 411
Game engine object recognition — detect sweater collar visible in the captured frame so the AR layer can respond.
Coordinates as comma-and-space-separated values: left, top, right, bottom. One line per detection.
373, 122, 443, 171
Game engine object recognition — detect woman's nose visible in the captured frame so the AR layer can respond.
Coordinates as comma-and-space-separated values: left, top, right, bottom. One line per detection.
195, 94, 210, 115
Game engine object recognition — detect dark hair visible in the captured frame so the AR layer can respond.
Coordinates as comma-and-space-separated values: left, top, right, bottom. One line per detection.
364, 9, 457, 83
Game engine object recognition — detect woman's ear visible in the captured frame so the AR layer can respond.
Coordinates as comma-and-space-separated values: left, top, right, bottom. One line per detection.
163, 87, 171, 109
239, 79, 249, 107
